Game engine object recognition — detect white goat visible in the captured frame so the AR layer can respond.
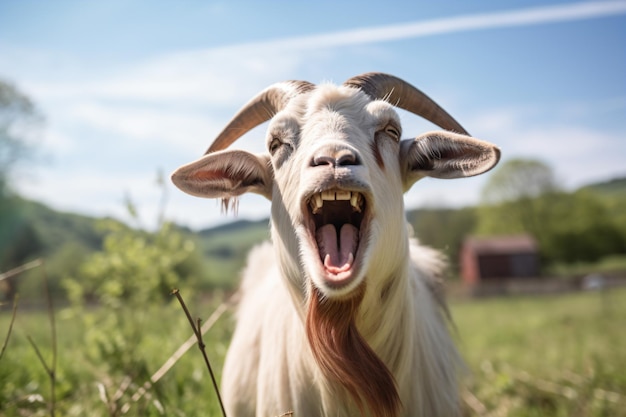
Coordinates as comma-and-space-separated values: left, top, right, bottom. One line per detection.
172, 72, 500, 417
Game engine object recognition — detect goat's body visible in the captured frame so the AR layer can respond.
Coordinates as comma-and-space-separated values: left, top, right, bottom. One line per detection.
172, 73, 500, 416
222, 233, 461, 417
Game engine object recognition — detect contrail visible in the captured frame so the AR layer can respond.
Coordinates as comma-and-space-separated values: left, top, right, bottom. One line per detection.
249, 1, 626, 50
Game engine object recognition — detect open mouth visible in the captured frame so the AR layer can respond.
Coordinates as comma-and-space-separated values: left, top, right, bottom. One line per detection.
306, 189, 366, 287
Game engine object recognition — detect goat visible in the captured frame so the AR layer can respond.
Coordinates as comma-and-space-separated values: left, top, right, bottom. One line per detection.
171, 72, 500, 417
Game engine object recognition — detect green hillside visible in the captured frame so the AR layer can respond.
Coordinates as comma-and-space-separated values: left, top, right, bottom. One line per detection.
15, 198, 111, 252
198, 218, 270, 258
581, 176, 626, 196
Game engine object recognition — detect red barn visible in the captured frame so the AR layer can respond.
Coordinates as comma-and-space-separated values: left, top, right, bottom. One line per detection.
460, 234, 539, 286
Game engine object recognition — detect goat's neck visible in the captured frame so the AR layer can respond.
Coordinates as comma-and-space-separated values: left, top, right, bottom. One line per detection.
357, 261, 412, 357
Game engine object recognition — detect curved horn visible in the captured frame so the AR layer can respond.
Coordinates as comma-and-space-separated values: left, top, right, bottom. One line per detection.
344, 72, 469, 135
205, 80, 315, 154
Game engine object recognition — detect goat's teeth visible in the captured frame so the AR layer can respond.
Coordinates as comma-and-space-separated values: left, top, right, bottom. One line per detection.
311, 194, 323, 213
350, 193, 362, 212
322, 190, 335, 201
315, 190, 362, 211
335, 190, 351, 200
315, 193, 323, 208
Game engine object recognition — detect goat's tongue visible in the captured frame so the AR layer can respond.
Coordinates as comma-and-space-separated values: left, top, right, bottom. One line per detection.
316, 223, 358, 273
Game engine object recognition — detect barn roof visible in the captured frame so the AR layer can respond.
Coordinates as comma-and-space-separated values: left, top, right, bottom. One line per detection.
463, 234, 538, 255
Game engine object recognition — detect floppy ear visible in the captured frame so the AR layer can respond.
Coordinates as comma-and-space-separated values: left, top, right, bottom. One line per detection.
171, 150, 273, 200
400, 131, 500, 191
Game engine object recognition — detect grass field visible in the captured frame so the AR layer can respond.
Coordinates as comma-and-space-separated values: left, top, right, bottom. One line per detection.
453, 289, 625, 416
1, 288, 624, 416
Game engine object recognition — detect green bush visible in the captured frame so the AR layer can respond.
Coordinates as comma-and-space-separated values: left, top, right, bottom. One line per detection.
63, 221, 199, 308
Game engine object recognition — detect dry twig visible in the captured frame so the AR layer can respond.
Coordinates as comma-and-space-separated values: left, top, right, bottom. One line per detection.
0, 294, 19, 362
0, 258, 43, 281
172, 288, 227, 417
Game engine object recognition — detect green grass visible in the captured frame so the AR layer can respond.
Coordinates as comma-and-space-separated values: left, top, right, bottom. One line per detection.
452, 289, 626, 417
1, 289, 624, 416
546, 254, 626, 278
0, 295, 234, 416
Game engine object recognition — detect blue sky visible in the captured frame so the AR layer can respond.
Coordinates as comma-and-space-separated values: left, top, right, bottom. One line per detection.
1, 0, 625, 229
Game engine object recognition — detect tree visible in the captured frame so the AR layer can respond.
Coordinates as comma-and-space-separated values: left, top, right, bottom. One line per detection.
0, 79, 44, 303
542, 190, 625, 263
481, 158, 558, 205
0, 78, 43, 193
477, 159, 559, 246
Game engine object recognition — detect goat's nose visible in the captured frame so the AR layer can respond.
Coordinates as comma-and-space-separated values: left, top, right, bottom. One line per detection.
312, 147, 360, 167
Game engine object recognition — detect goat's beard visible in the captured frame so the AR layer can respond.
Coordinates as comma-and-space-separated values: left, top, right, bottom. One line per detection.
305, 284, 401, 417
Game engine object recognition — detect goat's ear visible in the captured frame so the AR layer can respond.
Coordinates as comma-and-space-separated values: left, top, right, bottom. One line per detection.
171, 150, 273, 200
400, 131, 500, 191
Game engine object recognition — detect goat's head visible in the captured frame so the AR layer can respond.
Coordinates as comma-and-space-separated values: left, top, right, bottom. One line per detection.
172, 72, 500, 300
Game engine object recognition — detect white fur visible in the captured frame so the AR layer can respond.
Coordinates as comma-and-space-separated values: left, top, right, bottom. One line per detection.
222, 237, 461, 417
172, 80, 500, 416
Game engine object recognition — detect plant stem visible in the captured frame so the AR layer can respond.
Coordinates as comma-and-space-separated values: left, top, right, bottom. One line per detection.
172, 289, 227, 417
0, 294, 19, 362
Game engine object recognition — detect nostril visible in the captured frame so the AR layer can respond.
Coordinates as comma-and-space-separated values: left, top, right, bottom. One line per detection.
336, 150, 358, 166
312, 149, 361, 167
312, 155, 336, 167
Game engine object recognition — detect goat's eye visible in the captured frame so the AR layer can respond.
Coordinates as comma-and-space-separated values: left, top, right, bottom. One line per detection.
269, 137, 282, 155
384, 125, 401, 141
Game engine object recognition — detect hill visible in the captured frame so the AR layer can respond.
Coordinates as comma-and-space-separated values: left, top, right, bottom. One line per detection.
197, 218, 269, 257
16, 198, 111, 252
580, 176, 626, 196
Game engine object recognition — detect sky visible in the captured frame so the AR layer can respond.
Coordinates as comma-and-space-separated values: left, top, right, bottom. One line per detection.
1, 0, 625, 230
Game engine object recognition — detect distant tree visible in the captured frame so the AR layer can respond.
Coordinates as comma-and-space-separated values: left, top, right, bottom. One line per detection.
0, 79, 44, 303
481, 158, 558, 205
0, 78, 43, 193
542, 190, 625, 263
477, 159, 558, 247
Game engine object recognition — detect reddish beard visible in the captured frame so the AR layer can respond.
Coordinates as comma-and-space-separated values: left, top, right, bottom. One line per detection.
305, 284, 401, 417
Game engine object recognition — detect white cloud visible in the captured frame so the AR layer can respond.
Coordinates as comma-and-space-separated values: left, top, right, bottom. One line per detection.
66, 102, 219, 149
184, 1, 626, 52
42, 129, 76, 155
465, 103, 626, 190
15, 165, 180, 228
24, 45, 310, 106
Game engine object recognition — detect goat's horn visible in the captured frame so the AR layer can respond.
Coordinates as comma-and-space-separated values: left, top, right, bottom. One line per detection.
344, 72, 468, 135
206, 80, 315, 154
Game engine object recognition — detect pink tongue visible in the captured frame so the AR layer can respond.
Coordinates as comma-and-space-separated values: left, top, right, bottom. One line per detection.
316, 224, 358, 273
